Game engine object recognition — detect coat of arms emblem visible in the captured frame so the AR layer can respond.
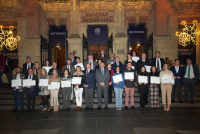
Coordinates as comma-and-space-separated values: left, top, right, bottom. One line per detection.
95, 28, 100, 35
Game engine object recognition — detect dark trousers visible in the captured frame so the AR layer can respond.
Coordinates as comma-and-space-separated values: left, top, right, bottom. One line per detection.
97, 86, 108, 107
172, 81, 182, 101
0, 71, 3, 87
85, 87, 94, 108
108, 85, 113, 103
25, 88, 35, 109
13, 89, 24, 110
62, 87, 72, 109
183, 78, 196, 101
42, 95, 49, 108
6, 69, 13, 84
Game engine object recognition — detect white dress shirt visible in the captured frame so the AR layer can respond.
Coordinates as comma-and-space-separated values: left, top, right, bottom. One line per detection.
67, 65, 70, 71
15, 74, 20, 89
156, 58, 161, 70
175, 66, 179, 73
184, 65, 195, 79
27, 63, 31, 69
89, 60, 93, 70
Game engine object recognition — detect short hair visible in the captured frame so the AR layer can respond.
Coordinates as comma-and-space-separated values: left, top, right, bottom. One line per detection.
141, 53, 146, 56
16, 66, 21, 70
186, 58, 192, 61
26, 56, 31, 59
52, 62, 57, 65
97, 59, 103, 63
155, 51, 161, 54
127, 62, 132, 64
35, 62, 39, 65
88, 54, 93, 57
86, 63, 91, 66
127, 53, 132, 56
115, 56, 120, 59
70, 53, 74, 56
28, 68, 33, 71
76, 57, 80, 60
174, 59, 180, 62
66, 58, 71, 62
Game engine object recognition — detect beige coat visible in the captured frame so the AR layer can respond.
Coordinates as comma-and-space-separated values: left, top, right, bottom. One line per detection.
159, 70, 174, 84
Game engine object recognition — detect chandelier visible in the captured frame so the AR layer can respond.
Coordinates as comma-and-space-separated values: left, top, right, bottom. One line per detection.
0, 26, 20, 51
176, 20, 200, 47
167, 0, 200, 13
0, 0, 26, 17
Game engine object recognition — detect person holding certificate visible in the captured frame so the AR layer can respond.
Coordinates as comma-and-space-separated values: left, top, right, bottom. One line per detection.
38, 68, 50, 112
107, 63, 115, 103
112, 67, 125, 110
61, 69, 72, 110
24, 68, 39, 112
124, 53, 136, 70
149, 66, 160, 108
123, 62, 137, 110
48, 69, 60, 112
138, 67, 149, 109
12, 67, 25, 113
73, 66, 85, 111
160, 63, 174, 111
136, 53, 151, 73
33, 62, 42, 105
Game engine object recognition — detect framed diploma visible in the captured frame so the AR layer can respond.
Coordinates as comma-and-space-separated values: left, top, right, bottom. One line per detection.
61, 81, 71, 87
112, 74, 123, 83
124, 72, 134, 80
11, 80, 21, 87
72, 77, 82, 84
138, 75, 148, 83
150, 76, 160, 84
39, 79, 49, 86
23, 79, 32, 87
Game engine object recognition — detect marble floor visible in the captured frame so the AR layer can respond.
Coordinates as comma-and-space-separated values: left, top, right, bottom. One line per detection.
0, 107, 200, 134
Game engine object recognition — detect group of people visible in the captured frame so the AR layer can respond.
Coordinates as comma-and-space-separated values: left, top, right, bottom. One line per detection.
0, 50, 199, 112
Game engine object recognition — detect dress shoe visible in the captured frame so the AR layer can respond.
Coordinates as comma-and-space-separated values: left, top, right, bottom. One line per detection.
97, 107, 101, 110
26, 109, 31, 112
105, 107, 108, 110
79, 107, 82, 111
171, 100, 175, 103
76, 107, 79, 111
178, 100, 183, 103
131, 106, 135, 109
124, 106, 128, 110
90, 108, 93, 111
85, 107, 89, 110
32, 109, 35, 112
190, 100, 194, 104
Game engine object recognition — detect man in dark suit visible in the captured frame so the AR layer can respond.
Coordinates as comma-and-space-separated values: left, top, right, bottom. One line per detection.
112, 56, 124, 73
170, 59, 185, 103
22, 56, 34, 76
183, 58, 199, 104
84, 54, 98, 71
48, 62, 61, 77
95, 63, 110, 110
5, 56, 14, 84
24, 68, 38, 112
70, 53, 77, 66
83, 63, 95, 111
136, 53, 151, 73
124, 53, 136, 70
151, 51, 165, 71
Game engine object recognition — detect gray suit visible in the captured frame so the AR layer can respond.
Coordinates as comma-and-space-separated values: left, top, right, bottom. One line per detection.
62, 65, 75, 76
95, 68, 110, 107
84, 60, 98, 71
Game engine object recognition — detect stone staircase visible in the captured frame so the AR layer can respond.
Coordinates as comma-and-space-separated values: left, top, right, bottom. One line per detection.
0, 84, 200, 110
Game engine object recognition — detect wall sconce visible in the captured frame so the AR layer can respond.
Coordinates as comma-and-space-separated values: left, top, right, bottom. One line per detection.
130, 47, 132, 50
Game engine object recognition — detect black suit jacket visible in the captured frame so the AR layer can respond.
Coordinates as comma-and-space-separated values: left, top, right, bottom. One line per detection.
22, 63, 34, 76
7, 58, 14, 70
151, 58, 165, 70
136, 59, 151, 73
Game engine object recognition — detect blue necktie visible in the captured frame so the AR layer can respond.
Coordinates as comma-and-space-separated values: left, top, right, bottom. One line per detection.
157, 59, 160, 71
143, 62, 145, 66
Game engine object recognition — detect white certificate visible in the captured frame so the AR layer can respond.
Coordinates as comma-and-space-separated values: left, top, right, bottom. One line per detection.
131, 66, 135, 69
74, 63, 85, 70
161, 76, 174, 84
32, 80, 36, 86
138, 75, 148, 83
124, 72, 134, 80
11, 80, 21, 87
132, 57, 140, 62
113, 74, 123, 83
48, 82, 60, 90
23, 79, 32, 87
61, 81, 71, 87
150, 76, 160, 84
39, 79, 49, 86
169, 78, 175, 84
72, 77, 82, 84
145, 65, 151, 73
42, 66, 52, 73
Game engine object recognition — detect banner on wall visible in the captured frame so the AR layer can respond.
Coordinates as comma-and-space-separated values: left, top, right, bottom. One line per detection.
88, 25, 108, 45
178, 25, 196, 64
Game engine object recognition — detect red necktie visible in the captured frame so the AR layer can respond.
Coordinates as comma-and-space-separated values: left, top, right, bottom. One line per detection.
86, 71, 88, 77
29, 75, 31, 79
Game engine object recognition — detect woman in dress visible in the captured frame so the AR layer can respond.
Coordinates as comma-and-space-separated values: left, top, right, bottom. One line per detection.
48, 69, 60, 112
160, 63, 174, 111
39, 68, 50, 111
107, 63, 115, 103
33, 62, 42, 105
138, 66, 149, 109
61, 69, 72, 110
149, 66, 160, 108
112, 66, 125, 110
73, 66, 85, 111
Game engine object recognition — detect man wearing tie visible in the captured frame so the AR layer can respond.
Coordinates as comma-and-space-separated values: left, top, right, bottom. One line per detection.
136, 53, 151, 73
84, 54, 97, 71
70, 53, 77, 66
83, 63, 95, 111
170, 59, 185, 103
22, 56, 34, 76
96, 63, 110, 110
24, 68, 38, 112
112, 56, 124, 73
183, 58, 199, 104
151, 51, 165, 71
62, 58, 75, 76
48, 62, 61, 77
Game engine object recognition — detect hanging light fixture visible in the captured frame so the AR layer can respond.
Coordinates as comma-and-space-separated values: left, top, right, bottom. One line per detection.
0, 0, 26, 17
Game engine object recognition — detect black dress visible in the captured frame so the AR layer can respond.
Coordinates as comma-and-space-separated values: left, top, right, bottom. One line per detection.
138, 72, 149, 108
